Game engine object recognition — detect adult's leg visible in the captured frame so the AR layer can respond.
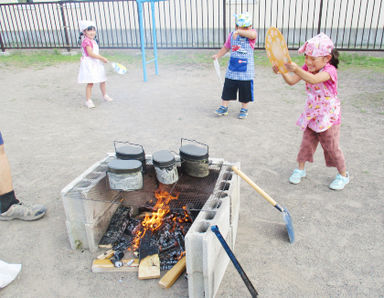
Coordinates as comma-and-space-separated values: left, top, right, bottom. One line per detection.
0, 139, 19, 214
0, 144, 13, 196
0, 134, 46, 220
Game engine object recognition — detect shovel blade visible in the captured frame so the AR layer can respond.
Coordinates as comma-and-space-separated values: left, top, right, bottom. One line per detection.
282, 209, 295, 243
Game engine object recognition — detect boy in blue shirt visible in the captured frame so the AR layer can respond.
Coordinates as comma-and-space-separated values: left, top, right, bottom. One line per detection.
212, 12, 257, 119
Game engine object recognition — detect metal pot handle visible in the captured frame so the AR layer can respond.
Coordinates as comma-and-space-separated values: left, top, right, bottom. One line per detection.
180, 138, 209, 154
113, 140, 144, 153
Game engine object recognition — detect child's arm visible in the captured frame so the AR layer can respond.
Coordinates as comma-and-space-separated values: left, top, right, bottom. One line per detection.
212, 46, 230, 60
285, 62, 331, 84
272, 65, 301, 85
85, 46, 108, 63
236, 28, 257, 40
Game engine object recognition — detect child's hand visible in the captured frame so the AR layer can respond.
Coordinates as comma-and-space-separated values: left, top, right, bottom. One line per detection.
232, 30, 239, 40
212, 54, 219, 60
101, 57, 108, 63
285, 62, 298, 72
272, 65, 280, 74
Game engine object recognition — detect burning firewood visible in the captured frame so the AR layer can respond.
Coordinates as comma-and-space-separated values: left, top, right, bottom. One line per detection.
98, 205, 131, 248
138, 231, 160, 279
98, 188, 193, 277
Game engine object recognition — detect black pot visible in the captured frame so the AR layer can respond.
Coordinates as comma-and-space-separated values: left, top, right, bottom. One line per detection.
114, 141, 146, 173
179, 139, 209, 178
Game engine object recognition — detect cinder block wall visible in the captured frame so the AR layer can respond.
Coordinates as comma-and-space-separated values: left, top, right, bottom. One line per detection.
185, 162, 240, 298
61, 156, 241, 296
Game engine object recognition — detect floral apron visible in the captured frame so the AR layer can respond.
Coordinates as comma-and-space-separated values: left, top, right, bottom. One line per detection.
297, 79, 340, 133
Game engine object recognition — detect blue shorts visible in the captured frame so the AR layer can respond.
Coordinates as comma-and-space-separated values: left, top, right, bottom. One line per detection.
0, 131, 3, 145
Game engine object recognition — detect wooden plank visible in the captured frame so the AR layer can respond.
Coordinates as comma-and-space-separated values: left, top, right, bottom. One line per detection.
158, 256, 186, 288
138, 254, 160, 280
91, 258, 139, 273
96, 249, 114, 260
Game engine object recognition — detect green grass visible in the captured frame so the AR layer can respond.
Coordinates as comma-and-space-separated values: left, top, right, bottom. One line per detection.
339, 53, 384, 70
0, 49, 383, 71
0, 49, 80, 67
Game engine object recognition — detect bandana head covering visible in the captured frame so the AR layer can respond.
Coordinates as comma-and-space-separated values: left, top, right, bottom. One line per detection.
235, 12, 252, 28
79, 20, 96, 33
298, 33, 334, 57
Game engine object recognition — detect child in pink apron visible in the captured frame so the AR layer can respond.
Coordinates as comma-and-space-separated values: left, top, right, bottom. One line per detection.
78, 20, 113, 109
273, 33, 349, 190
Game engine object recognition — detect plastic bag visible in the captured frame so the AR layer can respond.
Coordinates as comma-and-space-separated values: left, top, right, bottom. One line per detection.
213, 58, 223, 85
0, 259, 22, 288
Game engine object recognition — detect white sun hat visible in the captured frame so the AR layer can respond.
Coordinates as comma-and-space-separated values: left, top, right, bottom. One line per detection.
79, 20, 96, 32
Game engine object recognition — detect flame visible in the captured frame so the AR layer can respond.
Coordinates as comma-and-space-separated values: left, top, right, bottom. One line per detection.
130, 188, 180, 251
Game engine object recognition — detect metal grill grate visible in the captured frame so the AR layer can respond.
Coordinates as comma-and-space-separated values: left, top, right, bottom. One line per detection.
167, 164, 222, 211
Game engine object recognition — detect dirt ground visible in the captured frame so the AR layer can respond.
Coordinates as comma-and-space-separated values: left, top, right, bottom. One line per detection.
0, 50, 383, 298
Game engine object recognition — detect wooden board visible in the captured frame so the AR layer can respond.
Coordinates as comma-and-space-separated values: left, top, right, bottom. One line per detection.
138, 254, 160, 280
91, 258, 139, 273
158, 256, 186, 288
265, 27, 291, 74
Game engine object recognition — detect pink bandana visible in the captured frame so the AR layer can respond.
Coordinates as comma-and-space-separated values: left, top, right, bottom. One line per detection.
298, 33, 334, 57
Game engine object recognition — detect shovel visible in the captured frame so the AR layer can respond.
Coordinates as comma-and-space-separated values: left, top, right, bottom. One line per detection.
231, 166, 295, 243
211, 225, 258, 297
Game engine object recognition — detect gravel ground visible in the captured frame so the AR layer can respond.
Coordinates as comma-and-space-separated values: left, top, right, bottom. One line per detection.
0, 50, 383, 297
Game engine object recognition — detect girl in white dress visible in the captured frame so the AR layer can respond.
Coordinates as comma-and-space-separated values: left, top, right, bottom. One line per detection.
78, 20, 113, 108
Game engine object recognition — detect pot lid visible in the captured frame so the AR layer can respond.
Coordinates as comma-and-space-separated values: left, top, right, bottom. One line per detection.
152, 150, 175, 168
180, 144, 209, 160
116, 145, 145, 159
108, 159, 142, 173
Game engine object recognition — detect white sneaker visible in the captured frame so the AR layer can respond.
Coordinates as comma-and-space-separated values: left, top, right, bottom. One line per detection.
289, 169, 306, 184
103, 95, 113, 102
85, 99, 95, 108
0, 202, 46, 221
329, 172, 350, 190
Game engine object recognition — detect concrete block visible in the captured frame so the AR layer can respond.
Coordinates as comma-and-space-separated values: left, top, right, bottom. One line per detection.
61, 154, 241, 297
65, 201, 120, 252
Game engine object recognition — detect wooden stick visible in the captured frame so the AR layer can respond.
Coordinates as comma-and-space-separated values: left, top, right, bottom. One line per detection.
158, 256, 186, 288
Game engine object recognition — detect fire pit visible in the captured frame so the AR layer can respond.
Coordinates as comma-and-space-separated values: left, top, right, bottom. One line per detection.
61, 153, 240, 297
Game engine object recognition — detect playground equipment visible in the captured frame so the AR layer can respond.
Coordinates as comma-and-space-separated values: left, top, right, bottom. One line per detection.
136, 0, 166, 82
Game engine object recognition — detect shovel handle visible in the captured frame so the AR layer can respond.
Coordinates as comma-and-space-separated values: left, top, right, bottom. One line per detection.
232, 166, 277, 207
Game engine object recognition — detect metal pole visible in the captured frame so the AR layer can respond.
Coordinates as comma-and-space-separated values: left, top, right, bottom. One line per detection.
211, 225, 258, 298
151, 1, 159, 75
317, 0, 324, 34
59, 1, 71, 51
0, 31, 5, 52
137, 0, 147, 81
223, 0, 226, 44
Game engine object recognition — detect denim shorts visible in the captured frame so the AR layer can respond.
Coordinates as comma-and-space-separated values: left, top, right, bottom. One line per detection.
0, 131, 3, 145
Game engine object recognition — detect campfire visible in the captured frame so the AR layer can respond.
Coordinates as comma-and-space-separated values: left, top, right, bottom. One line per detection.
62, 151, 240, 296
95, 185, 193, 279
